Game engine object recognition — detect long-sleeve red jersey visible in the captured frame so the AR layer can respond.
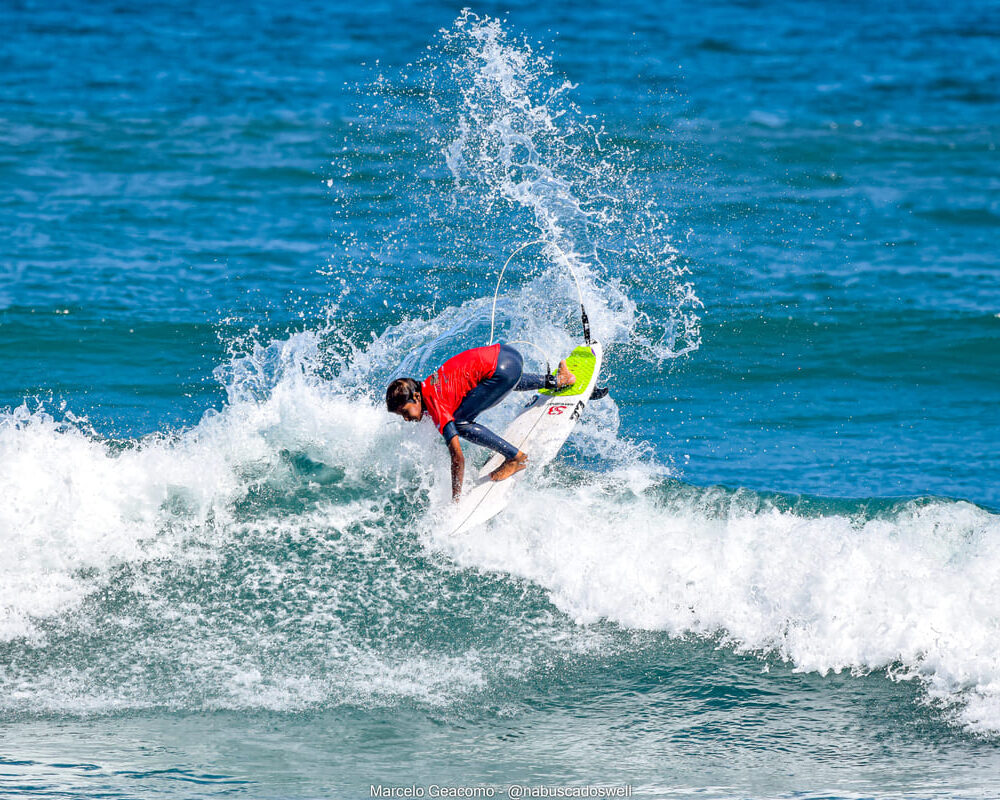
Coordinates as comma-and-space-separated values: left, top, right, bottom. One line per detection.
420, 344, 501, 436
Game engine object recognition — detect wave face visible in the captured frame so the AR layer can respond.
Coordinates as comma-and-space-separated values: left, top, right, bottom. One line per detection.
5, 382, 1000, 734
3, 3, 1000, 796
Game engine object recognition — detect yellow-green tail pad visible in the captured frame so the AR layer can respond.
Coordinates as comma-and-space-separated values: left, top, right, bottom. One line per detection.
539, 345, 598, 397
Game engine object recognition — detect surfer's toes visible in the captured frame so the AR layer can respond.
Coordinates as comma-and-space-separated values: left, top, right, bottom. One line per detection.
490, 452, 528, 482
556, 359, 576, 389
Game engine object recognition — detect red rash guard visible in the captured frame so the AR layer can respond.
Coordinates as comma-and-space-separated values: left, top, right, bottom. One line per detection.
421, 344, 501, 437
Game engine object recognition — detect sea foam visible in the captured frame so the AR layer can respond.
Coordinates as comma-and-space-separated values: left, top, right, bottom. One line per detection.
439, 477, 1000, 734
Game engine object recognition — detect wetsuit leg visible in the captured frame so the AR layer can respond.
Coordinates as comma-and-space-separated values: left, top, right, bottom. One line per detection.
455, 344, 524, 418
513, 372, 548, 391
453, 421, 519, 460
452, 344, 524, 460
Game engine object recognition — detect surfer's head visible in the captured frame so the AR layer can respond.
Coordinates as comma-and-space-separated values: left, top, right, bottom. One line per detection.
386, 378, 422, 421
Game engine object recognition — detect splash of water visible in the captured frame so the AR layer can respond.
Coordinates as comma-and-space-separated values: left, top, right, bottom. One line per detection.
432, 10, 701, 361
331, 10, 700, 380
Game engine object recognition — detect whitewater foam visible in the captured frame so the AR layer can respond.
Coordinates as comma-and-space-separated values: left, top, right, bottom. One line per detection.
0, 332, 410, 643
437, 479, 1000, 735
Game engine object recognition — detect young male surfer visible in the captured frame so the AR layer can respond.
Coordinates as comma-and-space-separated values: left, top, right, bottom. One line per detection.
386, 343, 574, 500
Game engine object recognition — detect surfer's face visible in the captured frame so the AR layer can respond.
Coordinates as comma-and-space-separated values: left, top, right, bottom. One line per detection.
395, 397, 422, 422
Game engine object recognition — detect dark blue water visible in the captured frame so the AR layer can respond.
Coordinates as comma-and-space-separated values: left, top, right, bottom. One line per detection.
2, 1, 999, 797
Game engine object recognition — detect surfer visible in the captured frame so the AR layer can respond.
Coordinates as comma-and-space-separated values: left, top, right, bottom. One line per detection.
386, 343, 575, 500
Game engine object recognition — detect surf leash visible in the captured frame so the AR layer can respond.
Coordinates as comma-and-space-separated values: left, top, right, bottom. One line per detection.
488, 239, 593, 352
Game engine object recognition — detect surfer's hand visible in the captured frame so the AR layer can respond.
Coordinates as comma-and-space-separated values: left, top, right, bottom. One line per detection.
448, 435, 465, 501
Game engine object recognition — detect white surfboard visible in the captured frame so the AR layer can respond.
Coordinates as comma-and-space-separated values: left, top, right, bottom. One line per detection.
446, 341, 604, 536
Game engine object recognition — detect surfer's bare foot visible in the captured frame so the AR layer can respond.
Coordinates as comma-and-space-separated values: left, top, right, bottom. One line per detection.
556, 359, 575, 389
490, 451, 528, 482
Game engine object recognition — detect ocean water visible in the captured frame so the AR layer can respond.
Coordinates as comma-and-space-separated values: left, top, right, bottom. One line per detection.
2, 1, 999, 797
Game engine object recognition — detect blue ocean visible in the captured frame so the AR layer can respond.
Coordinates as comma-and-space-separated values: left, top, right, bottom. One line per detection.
2, 1, 999, 797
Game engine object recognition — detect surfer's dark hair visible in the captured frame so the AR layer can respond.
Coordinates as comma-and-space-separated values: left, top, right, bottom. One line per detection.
386, 378, 420, 413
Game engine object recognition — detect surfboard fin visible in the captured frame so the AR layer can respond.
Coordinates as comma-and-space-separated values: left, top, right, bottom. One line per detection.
591, 386, 609, 400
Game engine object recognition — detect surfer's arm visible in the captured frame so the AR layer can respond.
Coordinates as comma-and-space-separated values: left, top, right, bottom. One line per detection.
447, 435, 465, 501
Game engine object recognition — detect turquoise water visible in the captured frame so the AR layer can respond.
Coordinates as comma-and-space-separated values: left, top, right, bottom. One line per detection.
2, 2, 1000, 797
